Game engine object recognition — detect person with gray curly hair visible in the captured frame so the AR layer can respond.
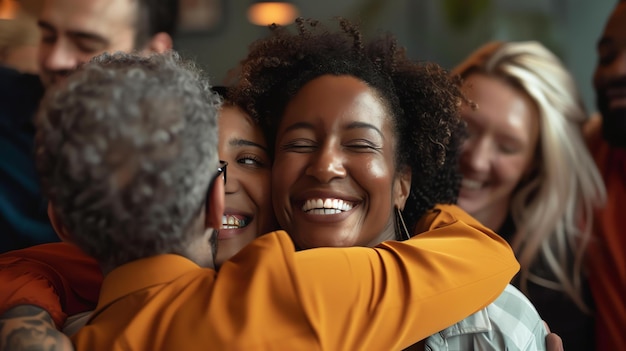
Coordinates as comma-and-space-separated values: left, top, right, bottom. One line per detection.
0, 51, 520, 350
36, 51, 220, 272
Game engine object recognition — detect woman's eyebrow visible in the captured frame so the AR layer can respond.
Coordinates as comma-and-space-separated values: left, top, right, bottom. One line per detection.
229, 138, 268, 151
345, 121, 383, 138
282, 121, 315, 134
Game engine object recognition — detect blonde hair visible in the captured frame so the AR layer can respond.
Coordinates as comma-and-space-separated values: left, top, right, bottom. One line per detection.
453, 41, 606, 313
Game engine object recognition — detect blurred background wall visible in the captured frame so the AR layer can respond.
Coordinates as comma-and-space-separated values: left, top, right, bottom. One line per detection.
0, 0, 615, 112
174, 0, 614, 114
0, 0, 40, 73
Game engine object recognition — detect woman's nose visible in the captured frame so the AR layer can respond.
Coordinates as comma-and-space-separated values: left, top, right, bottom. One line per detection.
461, 138, 491, 174
304, 144, 347, 183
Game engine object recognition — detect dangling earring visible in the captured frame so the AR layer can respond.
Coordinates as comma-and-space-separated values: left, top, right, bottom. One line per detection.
394, 206, 411, 241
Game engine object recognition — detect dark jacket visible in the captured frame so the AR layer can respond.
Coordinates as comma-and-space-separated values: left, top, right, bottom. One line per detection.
0, 65, 57, 252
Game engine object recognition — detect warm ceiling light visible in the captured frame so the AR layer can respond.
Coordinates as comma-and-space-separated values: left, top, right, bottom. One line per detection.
0, 0, 18, 19
247, 1, 299, 26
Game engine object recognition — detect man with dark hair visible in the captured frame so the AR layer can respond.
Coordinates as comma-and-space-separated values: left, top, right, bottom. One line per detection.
37, 0, 177, 88
584, 1, 626, 349
0, 0, 178, 253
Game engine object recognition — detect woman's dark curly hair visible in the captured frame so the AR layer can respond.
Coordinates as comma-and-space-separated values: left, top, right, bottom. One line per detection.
232, 18, 466, 233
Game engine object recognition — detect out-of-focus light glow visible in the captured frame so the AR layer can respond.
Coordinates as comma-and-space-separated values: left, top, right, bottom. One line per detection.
247, 2, 299, 26
0, 0, 18, 19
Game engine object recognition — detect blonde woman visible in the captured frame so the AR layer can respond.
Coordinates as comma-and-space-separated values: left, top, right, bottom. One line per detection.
453, 41, 606, 350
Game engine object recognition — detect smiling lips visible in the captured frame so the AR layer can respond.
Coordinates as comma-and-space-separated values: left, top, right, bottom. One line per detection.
302, 198, 354, 215
461, 178, 484, 191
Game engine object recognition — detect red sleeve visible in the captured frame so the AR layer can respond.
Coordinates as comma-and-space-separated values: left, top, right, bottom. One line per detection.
0, 242, 102, 328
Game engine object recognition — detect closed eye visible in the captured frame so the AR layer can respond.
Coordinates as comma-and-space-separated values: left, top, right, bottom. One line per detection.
40, 33, 56, 44
344, 139, 382, 153
280, 139, 317, 153
498, 143, 521, 155
598, 39, 617, 66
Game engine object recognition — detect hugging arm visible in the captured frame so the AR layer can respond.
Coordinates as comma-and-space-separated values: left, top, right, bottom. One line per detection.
217, 206, 519, 350
0, 305, 73, 351
294, 213, 519, 349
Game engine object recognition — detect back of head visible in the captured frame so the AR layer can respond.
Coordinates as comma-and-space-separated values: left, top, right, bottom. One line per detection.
35, 51, 220, 270
454, 41, 605, 310
233, 18, 466, 231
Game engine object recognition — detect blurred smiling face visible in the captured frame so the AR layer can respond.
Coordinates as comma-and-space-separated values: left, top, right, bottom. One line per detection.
594, 2, 626, 148
271, 74, 409, 249
216, 105, 275, 266
457, 73, 539, 229
37, 0, 138, 87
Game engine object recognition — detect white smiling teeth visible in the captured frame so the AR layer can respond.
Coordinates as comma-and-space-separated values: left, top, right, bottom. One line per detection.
302, 198, 354, 214
315, 199, 323, 208
221, 215, 248, 229
461, 178, 483, 190
324, 198, 332, 208
310, 209, 342, 215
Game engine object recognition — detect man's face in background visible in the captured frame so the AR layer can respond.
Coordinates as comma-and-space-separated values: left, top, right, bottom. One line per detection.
37, 0, 138, 87
594, 2, 626, 148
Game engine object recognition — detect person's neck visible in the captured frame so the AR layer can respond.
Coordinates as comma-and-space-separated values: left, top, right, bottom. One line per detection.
366, 218, 397, 247
471, 201, 510, 234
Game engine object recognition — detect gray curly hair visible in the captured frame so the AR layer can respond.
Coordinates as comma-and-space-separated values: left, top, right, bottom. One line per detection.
35, 51, 220, 269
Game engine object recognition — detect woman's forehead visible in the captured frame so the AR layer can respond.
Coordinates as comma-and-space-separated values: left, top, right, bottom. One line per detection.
280, 75, 393, 131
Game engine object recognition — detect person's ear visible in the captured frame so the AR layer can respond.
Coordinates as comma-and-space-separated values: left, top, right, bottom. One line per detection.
393, 166, 412, 210
47, 202, 72, 242
205, 178, 225, 230
144, 32, 173, 54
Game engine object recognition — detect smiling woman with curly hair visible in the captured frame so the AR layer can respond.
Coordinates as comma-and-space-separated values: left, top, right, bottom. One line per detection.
232, 18, 466, 234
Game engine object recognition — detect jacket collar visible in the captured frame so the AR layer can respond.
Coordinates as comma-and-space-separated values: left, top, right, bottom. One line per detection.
92, 254, 208, 319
